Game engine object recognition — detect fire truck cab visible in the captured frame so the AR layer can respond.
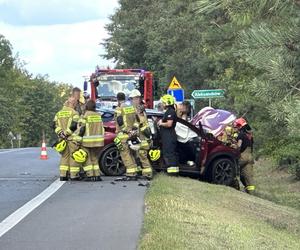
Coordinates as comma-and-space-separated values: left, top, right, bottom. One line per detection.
85, 67, 156, 109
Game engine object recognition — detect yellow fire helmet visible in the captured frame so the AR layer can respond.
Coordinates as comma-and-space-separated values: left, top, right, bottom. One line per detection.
149, 149, 161, 162
54, 140, 67, 153
72, 149, 88, 163
160, 94, 175, 106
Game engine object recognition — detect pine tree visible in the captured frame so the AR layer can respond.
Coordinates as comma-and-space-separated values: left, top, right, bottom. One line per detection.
196, 0, 300, 172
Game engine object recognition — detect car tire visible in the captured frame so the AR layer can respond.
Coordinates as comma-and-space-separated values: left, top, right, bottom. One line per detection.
99, 146, 125, 176
211, 158, 236, 186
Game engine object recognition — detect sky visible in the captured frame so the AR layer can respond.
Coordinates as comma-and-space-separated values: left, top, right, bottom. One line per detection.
0, 0, 119, 87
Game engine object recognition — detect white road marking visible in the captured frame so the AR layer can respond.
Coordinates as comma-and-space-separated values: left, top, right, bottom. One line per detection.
0, 148, 29, 154
0, 177, 56, 181
0, 178, 65, 238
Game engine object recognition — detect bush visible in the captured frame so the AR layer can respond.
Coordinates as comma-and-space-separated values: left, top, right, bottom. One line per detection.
272, 138, 300, 179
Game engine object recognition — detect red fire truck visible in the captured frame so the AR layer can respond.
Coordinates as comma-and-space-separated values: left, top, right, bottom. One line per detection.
84, 67, 156, 109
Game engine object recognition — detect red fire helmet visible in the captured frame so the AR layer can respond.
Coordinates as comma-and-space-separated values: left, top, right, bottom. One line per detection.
234, 117, 248, 128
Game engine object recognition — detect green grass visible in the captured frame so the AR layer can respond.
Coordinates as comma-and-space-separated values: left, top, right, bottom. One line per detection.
254, 159, 300, 211
139, 175, 300, 250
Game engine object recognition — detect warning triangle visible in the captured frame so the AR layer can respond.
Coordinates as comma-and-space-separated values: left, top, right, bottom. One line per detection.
168, 76, 182, 89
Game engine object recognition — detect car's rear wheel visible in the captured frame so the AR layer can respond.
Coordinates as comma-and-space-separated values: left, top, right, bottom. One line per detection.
100, 146, 125, 176
211, 158, 236, 186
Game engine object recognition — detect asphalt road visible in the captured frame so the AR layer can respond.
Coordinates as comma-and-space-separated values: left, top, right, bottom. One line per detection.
0, 148, 147, 250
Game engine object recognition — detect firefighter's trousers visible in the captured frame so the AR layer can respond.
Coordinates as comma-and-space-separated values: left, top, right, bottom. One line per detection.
240, 148, 255, 194
161, 129, 179, 175
120, 141, 138, 176
82, 147, 102, 177
59, 141, 81, 179
136, 140, 153, 177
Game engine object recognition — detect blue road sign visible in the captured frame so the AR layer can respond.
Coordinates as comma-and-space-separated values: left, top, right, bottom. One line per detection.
167, 89, 184, 102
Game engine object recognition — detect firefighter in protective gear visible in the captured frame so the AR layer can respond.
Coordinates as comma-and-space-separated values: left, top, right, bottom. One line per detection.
234, 118, 255, 194
130, 89, 153, 179
53, 97, 82, 181
80, 100, 105, 181
158, 94, 179, 175
114, 92, 140, 178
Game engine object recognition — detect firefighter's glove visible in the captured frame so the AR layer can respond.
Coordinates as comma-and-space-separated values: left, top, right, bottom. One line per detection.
58, 131, 67, 139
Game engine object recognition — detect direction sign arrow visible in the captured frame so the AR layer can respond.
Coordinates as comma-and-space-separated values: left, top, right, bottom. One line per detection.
191, 89, 225, 99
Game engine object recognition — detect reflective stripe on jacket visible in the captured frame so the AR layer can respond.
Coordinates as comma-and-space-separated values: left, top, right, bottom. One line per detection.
54, 106, 79, 136
114, 103, 139, 133
82, 111, 104, 147
137, 111, 150, 139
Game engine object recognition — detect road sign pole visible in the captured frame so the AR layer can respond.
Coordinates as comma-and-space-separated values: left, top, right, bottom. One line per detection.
209, 98, 212, 107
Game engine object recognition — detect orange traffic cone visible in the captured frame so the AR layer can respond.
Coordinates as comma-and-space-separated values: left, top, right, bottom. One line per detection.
40, 139, 48, 160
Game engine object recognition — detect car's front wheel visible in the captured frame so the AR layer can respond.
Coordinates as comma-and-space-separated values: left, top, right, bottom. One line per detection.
211, 158, 236, 186
100, 146, 125, 176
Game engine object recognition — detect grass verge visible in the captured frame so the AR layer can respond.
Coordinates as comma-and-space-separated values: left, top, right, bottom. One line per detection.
254, 159, 300, 211
139, 174, 300, 250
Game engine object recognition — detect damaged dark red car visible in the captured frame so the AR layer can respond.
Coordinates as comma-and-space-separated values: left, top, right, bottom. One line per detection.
97, 108, 240, 187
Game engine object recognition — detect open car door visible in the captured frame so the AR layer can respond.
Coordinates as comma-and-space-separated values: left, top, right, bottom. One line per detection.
174, 118, 208, 174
